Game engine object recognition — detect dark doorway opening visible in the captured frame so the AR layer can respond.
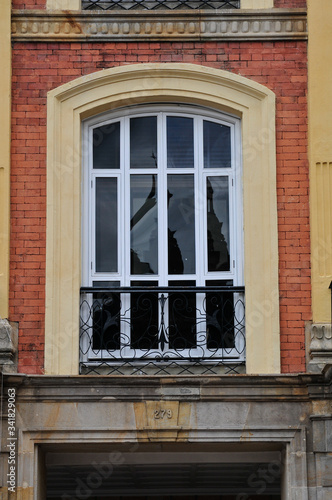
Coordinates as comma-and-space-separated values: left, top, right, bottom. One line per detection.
45, 444, 282, 499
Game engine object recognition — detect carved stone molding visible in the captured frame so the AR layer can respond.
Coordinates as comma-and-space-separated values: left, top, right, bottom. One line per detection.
0, 318, 18, 373
308, 323, 332, 373
11, 9, 307, 41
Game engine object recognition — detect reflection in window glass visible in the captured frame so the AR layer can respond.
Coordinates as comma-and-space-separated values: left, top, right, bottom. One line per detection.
206, 280, 235, 349
130, 175, 158, 274
131, 281, 158, 350
204, 120, 231, 169
86, 107, 243, 364
168, 280, 196, 349
93, 122, 120, 169
130, 116, 157, 169
167, 116, 194, 168
207, 176, 230, 272
92, 281, 121, 351
95, 177, 118, 272
168, 174, 195, 275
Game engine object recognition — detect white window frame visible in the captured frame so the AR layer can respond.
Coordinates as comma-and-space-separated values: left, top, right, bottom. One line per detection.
81, 104, 244, 364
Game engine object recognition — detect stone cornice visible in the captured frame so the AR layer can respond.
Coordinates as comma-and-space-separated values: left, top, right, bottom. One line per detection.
11, 8, 307, 42
3, 372, 328, 402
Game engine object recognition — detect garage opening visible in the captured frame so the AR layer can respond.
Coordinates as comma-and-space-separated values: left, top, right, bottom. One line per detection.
44, 443, 283, 499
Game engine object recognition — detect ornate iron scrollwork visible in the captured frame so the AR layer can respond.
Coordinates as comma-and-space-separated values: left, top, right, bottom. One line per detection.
80, 285, 245, 375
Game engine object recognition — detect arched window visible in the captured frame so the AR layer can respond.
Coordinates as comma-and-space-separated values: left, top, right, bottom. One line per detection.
45, 64, 279, 375
80, 105, 245, 373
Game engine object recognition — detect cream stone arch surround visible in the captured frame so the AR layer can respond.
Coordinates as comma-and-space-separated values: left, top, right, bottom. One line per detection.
45, 63, 279, 375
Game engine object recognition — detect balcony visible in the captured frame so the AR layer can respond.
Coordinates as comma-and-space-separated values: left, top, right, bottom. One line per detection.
82, 0, 240, 10
80, 285, 245, 375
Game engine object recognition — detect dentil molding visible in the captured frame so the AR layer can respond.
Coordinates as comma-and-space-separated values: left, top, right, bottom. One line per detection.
11, 9, 307, 41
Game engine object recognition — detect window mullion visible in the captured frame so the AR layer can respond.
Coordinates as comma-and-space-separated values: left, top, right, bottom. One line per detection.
159, 112, 167, 286
123, 116, 130, 286
86, 125, 94, 285
234, 120, 243, 286
90, 173, 96, 281
229, 172, 235, 278
226, 122, 236, 283
195, 116, 204, 288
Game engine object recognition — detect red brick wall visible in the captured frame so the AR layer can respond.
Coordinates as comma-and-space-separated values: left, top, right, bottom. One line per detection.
11, 41, 309, 374
274, 0, 306, 7
12, 0, 46, 8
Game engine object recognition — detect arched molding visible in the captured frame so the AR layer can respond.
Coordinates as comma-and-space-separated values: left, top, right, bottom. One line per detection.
45, 63, 279, 374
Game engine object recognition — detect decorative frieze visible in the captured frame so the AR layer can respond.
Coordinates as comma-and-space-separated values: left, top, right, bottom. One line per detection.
308, 323, 332, 373
12, 9, 307, 41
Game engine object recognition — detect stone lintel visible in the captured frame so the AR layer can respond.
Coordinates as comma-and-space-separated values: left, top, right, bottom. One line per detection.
2, 372, 328, 402
11, 9, 307, 41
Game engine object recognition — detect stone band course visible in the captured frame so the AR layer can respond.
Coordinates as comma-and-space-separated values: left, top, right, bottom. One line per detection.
12, 9, 307, 41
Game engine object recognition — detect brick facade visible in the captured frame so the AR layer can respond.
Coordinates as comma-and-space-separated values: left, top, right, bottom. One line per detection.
274, 0, 306, 7
10, 41, 309, 374
12, 0, 46, 8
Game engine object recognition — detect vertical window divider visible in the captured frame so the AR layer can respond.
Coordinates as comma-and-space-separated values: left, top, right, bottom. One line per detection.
86, 125, 94, 284
123, 116, 130, 287
196, 116, 204, 288
230, 121, 236, 283
160, 112, 169, 349
159, 112, 166, 288
122, 116, 131, 355
234, 119, 244, 287
194, 116, 204, 347
91, 171, 97, 279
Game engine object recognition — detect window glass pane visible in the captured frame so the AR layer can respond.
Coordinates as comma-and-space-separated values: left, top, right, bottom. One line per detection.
93, 122, 120, 169
205, 279, 235, 349
92, 281, 121, 351
95, 177, 118, 272
131, 281, 158, 350
130, 116, 157, 169
207, 176, 230, 271
130, 175, 158, 274
204, 120, 231, 169
168, 280, 196, 349
168, 174, 195, 274
167, 116, 194, 168
92, 281, 120, 287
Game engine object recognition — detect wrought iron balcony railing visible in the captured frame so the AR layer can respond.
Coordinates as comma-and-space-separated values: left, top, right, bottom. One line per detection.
82, 0, 240, 10
80, 285, 245, 375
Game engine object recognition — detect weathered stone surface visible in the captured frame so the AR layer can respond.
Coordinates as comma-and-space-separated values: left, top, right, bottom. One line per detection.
309, 324, 332, 373
11, 9, 307, 42
0, 319, 17, 373
1, 372, 331, 499
321, 455, 332, 487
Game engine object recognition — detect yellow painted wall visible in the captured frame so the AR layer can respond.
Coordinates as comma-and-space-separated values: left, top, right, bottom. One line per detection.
0, 0, 11, 319
308, 0, 332, 322
242, 0, 273, 8
47, 0, 80, 8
